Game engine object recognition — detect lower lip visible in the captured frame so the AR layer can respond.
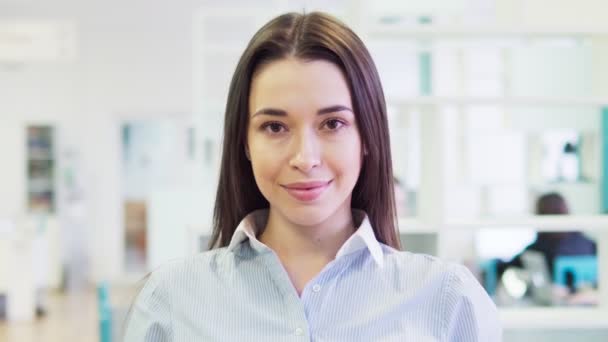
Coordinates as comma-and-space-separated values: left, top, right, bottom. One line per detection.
283, 181, 331, 202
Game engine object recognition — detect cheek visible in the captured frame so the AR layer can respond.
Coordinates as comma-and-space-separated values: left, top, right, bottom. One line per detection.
326, 137, 362, 179
249, 141, 283, 184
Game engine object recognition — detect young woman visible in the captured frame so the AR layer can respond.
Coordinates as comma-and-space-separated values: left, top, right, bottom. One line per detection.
125, 12, 502, 341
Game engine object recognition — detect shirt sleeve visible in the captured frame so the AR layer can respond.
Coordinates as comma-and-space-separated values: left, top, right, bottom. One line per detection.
443, 264, 503, 342
123, 271, 173, 342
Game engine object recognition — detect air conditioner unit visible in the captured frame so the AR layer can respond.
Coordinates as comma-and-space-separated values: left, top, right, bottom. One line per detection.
0, 20, 77, 63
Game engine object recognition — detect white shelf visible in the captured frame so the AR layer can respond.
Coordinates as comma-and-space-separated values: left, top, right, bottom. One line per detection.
370, 25, 608, 39
447, 215, 608, 231
500, 307, 608, 330
392, 96, 608, 107
398, 216, 608, 232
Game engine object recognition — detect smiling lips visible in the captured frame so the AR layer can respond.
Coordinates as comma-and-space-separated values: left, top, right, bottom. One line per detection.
281, 180, 332, 202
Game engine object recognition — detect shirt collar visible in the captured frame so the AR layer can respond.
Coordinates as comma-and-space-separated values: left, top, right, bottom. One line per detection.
227, 209, 270, 254
227, 209, 384, 268
335, 210, 385, 268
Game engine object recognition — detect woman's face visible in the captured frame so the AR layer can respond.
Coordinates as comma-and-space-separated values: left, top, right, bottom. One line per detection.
247, 58, 363, 227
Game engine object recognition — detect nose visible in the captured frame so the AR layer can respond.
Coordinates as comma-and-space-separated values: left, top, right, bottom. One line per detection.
289, 129, 321, 173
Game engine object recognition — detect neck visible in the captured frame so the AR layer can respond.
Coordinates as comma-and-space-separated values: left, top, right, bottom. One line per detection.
259, 206, 356, 263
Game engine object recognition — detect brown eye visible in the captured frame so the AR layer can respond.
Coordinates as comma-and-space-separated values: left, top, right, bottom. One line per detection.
324, 119, 346, 131
261, 122, 287, 134
269, 123, 282, 133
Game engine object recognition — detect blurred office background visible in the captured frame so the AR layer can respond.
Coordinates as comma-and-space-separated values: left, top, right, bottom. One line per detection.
1, 0, 608, 341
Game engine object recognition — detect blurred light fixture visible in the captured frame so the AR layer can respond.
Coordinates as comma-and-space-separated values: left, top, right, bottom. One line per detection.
0, 20, 76, 63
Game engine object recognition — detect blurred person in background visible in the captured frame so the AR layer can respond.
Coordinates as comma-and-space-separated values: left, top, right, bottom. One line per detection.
498, 192, 597, 280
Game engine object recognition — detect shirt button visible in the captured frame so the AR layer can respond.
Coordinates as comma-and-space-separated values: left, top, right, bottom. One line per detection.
312, 284, 321, 292
294, 327, 304, 336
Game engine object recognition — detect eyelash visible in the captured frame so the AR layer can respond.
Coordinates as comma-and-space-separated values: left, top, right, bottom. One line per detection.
260, 119, 347, 135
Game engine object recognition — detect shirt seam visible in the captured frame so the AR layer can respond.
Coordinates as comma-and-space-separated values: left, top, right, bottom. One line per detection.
440, 264, 457, 341
158, 268, 174, 340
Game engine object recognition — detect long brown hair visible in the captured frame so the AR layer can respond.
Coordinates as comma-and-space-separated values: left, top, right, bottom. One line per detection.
209, 12, 400, 250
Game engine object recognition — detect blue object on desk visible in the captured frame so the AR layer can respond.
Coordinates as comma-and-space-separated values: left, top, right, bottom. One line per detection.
98, 282, 113, 342
553, 256, 597, 288
479, 259, 498, 296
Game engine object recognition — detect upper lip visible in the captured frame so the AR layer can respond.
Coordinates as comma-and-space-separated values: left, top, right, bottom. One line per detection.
282, 180, 331, 189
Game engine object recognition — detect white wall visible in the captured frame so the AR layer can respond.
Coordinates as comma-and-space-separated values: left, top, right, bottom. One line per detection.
0, 0, 197, 282
521, 0, 608, 27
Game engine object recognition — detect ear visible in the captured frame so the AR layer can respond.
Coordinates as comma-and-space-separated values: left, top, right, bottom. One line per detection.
245, 146, 251, 161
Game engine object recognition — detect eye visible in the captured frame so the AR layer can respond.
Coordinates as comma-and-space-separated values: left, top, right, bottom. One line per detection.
323, 118, 346, 131
261, 122, 287, 134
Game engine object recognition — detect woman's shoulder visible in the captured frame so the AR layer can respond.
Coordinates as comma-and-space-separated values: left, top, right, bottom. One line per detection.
125, 249, 238, 340
381, 247, 490, 297
382, 247, 463, 277
382, 248, 501, 339
149, 247, 235, 280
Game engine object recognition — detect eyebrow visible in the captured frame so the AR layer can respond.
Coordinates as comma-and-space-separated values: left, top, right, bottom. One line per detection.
251, 105, 353, 118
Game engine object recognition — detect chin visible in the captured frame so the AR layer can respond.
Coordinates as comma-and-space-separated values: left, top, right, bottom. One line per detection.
280, 204, 334, 227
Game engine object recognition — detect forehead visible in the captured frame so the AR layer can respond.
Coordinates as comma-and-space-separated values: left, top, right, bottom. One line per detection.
249, 58, 352, 114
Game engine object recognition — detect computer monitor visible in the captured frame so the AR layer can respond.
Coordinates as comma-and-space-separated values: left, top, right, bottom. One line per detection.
554, 256, 597, 289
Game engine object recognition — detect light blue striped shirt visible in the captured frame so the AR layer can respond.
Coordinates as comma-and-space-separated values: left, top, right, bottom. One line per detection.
124, 209, 502, 341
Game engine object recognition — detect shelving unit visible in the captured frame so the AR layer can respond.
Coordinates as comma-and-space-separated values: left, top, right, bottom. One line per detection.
376, 23, 608, 333
26, 125, 56, 213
